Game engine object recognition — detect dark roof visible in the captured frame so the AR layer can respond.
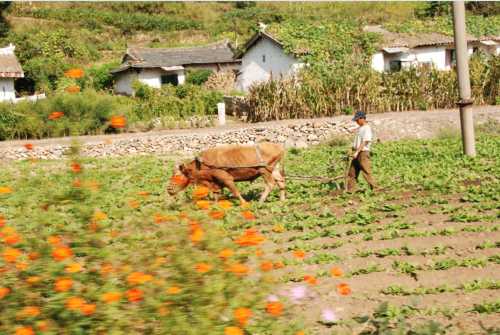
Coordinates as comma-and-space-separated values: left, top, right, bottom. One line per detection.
236, 31, 284, 58
0, 45, 24, 78
111, 41, 240, 74
363, 25, 481, 49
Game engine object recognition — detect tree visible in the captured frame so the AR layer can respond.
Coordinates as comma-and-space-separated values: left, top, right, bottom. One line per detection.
465, 2, 500, 16
0, 1, 11, 37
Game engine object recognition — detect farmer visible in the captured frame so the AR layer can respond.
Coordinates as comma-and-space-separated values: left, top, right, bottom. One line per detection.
347, 111, 377, 192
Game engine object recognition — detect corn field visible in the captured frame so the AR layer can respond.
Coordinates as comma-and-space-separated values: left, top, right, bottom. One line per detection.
246, 55, 499, 122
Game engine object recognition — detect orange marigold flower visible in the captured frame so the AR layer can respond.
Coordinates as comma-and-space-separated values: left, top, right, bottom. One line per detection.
293, 250, 305, 259
0, 287, 10, 299
196, 200, 211, 210
337, 283, 352, 296
28, 252, 40, 261
4, 233, 21, 245
3, 248, 21, 263
190, 227, 204, 243
193, 186, 209, 199
226, 263, 249, 276
66, 263, 83, 273
48, 111, 64, 120
217, 200, 233, 209
266, 301, 283, 317
171, 175, 189, 186
36, 320, 49, 331
330, 266, 343, 278
255, 248, 264, 257
47, 235, 62, 246
24, 143, 33, 150
93, 211, 107, 222
303, 275, 318, 285
128, 199, 140, 209
260, 261, 274, 272
241, 210, 256, 220
126, 288, 143, 302
52, 246, 72, 261
0, 186, 13, 194
71, 162, 82, 173
73, 179, 82, 188
209, 210, 225, 220
154, 213, 174, 224
274, 261, 285, 269
15, 261, 28, 271
110, 115, 126, 129
26, 276, 41, 285
15, 326, 34, 335
65, 85, 81, 93
137, 191, 150, 197
234, 307, 252, 326
224, 326, 243, 335
66, 297, 85, 310
101, 292, 121, 303
234, 229, 265, 247
218, 248, 234, 259
195, 263, 212, 273
296, 332, 305, 335
64, 68, 84, 79
80, 303, 96, 316
166, 286, 181, 295
127, 272, 153, 286
100, 263, 114, 275
20, 306, 40, 318
55, 278, 73, 292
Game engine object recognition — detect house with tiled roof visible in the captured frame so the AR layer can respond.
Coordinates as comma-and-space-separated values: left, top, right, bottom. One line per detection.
0, 43, 24, 102
111, 41, 241, 95
365, 25, 499, 72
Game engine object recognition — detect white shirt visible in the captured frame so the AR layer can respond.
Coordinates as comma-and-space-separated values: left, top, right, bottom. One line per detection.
353, 124, 373, 151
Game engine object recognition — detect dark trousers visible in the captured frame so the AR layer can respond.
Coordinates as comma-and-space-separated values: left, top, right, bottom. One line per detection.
347, 151, 376, 191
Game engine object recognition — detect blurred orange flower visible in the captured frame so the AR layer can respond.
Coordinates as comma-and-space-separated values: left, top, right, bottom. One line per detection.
93, 211, 107, 221
226, 263, 249, 276
71, 162, 82, 173
100, 263, 114, 276
66, 263, 83, 273
224, 327, 243, 335
26, 276, 41, 285
101, 292, 121, 303
195, 263, 212, 273
55, 278, 73, 292
260, 261, 274, 272
217, 200, 233, 209
36, 321, 49, 332
28, 252, 40, 260
255, 248, 263, 257
190, 227, 204, 243
66, 297, 85, 310
209, 210, 225, 219
3, 248, 21, 263
266, 301, 283, 317
4, 232, 21, 245
166, 286, 181, 295
235, 229, 265, 247
48, 235, 62, 246
72, 179, 82, 188
0, 215, 4, 227
241, 210, 256, 220
0, 287, 10, 299
330, 266, 343, 277
19, 306, 40, 318
48, 111, 64, 120
218, 248, 234, 259
24, 143, 33, 150
15, 261, 28, 271
234, 307, 252, 326
303, 275, 318, 285
52, 246, 72, 261
64, 68, 84, 79
274, 261, 285, 269
126, 288, 143, 302
293, 250, 305, 259
171, 175, 188, 186
15, 326, 34, 335
137, 191, 150, 197
127, 272, 153, 286
337, 283, 351, 296
0, 186, 13, 194
80, 303, 96, 316
128, 200, 140, 209
65, 85, 81, 93
196, 200, 211, 210
154, 213, 174, 224
193, 186, 209, 199
110, 115, 127, 129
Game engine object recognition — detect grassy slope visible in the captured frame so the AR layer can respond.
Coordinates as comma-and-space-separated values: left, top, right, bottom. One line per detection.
1, 130, 498, 333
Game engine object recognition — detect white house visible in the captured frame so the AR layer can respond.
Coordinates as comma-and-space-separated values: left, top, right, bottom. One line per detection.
365, 26, 499, 72
111, 41, 241, 95
0, 44, 24, 102
235, 31, 304, 92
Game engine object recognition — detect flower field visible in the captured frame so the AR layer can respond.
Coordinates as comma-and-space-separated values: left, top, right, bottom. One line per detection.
0, 128, 499, 334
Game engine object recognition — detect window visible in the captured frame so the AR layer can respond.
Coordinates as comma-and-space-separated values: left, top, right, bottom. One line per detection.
389, 60, 401, 72
161, 74, 179, 86
262, 55, 266, 63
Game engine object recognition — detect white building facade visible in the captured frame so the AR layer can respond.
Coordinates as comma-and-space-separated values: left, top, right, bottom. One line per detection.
0, 44, 24, 102
236, 32, 303, 92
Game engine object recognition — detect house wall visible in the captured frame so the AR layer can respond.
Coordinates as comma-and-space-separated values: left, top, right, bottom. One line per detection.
371, 52, 385, 72
114, 68, 186, 95
0, 78, 16, 102
237, 37, 300, 92
115, 70, 137, 95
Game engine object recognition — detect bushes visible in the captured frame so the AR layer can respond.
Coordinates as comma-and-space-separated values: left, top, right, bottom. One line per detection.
186, 69, 213, 85
0, 90, 130, 140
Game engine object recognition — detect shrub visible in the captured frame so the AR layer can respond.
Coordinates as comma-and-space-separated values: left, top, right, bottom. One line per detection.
186, 69, 214, 85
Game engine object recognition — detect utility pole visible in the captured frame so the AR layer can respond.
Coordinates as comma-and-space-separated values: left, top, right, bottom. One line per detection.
452, 1, 476, 157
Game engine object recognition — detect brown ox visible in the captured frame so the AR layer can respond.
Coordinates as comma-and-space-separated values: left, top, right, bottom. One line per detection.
167, 142, 285, 203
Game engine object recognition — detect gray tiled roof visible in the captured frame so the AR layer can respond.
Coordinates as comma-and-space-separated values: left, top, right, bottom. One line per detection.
112, 41, 239, 74
0, 53, 24, 78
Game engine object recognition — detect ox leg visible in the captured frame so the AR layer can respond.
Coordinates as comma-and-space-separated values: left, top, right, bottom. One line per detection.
212, 170, 246, 203
272, 167, 286, 201
259, 168, 276, 203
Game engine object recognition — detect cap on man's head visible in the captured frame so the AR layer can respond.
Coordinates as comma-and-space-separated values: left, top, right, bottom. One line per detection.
352, 111, 366, 121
